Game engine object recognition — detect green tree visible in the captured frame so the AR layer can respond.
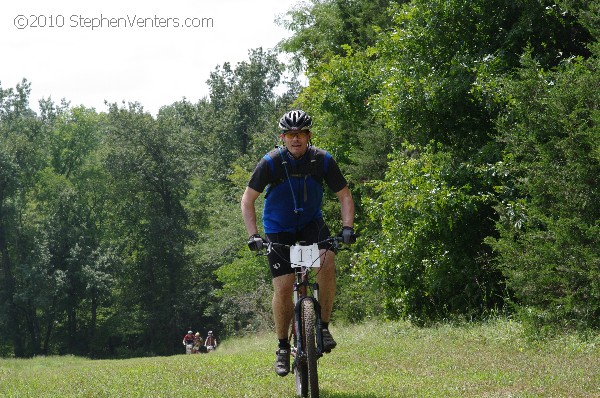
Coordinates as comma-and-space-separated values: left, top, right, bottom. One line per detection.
4, 102, 112, 356
41, 106, 109, 355
279, 0, 402, 183
103, 102, 194, 355
488, 44, 600, 332
0, 80, 43, 357
281, 0, 597, 324
372, 0, 591, 156
359, 144, 502, 322
205, 48, 284, 177
278, 0, 405, 71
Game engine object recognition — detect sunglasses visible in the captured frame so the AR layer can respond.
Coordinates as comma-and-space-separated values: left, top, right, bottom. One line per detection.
283, 131, 309, 139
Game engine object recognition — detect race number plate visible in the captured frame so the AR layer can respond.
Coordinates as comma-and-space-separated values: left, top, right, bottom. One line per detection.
290, 244, 320, 268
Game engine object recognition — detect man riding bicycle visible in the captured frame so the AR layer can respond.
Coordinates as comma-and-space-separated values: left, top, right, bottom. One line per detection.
205, 330, 218, 351
241, 110, 355, 377
182, 330, 194, 354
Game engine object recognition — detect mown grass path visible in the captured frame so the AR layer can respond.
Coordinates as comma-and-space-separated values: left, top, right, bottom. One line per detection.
1, 320, 599, 397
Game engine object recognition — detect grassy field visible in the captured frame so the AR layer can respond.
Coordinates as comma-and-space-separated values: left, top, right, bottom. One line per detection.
1, 319, 599, 397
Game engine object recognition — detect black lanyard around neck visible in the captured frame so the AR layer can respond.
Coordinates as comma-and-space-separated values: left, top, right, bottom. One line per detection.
277, 146, 305, 214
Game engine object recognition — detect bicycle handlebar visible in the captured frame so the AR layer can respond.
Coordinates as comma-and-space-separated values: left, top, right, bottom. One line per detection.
266, 236, 344, 250
249, 235, 354, 253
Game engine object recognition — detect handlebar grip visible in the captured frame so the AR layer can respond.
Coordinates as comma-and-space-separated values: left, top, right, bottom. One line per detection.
248, 237, 264, 251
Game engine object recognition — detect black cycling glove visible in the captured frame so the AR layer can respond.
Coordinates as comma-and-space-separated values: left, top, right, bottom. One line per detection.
339, 226, 356, 244
247, 234, 264, 251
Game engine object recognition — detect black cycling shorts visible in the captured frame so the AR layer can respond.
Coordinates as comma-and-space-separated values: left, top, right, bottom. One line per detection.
265, 218, 335, 278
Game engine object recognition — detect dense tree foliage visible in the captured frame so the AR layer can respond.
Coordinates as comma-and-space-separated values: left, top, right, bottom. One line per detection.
360, 144, 502, 323
0, 47, 289, 357
1, 0, 598, 357
488, 44, 600, 333
280, 0, 598, 325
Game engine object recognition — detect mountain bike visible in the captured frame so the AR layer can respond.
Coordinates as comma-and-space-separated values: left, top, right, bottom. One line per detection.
264, 236, 346, 398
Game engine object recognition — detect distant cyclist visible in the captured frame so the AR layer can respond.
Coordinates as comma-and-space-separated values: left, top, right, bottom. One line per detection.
241, 110, 355, 376
205, 331, 218, 351
193, 332, 204, 353
182, 330, 194, 354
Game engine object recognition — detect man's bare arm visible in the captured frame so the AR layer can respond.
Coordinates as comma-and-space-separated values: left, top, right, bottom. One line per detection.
335, 186, 355, 228
241, 186, 261, 236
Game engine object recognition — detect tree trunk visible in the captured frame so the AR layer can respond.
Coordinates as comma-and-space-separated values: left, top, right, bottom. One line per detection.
25, 299, 41, 355
0, 197, 25, 357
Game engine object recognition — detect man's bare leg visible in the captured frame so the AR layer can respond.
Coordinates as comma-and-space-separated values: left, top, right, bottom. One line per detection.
317, 250, 336, 323
272, 273, 295, 339
272, 273, 295, 376
316, 249, 337, 351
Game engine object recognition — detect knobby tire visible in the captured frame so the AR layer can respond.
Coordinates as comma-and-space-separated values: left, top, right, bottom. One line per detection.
302, 299, 319, 397
295, 352, 308, 397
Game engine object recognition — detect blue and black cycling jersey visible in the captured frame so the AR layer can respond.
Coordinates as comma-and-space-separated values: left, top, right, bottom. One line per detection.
247, 146, 347, 234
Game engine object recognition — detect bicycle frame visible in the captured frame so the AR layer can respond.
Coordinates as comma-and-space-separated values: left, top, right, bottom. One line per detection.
289, 242, 327, 398
265, 237, 341, 398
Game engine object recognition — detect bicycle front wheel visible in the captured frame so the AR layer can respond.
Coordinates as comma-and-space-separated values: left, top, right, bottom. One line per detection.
302, 299, 319, 397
